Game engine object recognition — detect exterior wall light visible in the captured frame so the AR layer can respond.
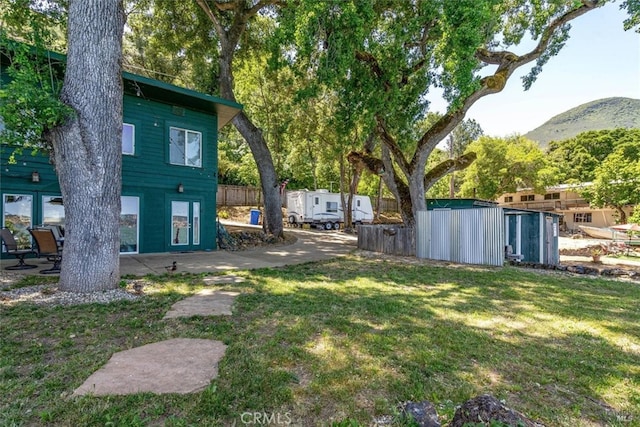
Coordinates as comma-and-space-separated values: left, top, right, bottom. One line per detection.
177, 183, 184, 193
31, 171, 40, 183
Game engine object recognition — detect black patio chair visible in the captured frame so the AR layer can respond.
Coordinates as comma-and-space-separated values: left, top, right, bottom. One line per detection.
29, 228, 62, 274
1, 228, 38, 270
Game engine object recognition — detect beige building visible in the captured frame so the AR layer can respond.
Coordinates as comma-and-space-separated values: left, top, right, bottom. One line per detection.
498, 184, 635, 233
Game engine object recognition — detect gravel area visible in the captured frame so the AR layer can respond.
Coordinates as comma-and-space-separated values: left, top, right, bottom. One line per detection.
1, 281, 142, 307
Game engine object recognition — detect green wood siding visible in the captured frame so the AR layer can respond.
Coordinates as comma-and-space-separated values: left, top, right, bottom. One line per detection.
1, 61, 233, 255
121, 95, 219, 252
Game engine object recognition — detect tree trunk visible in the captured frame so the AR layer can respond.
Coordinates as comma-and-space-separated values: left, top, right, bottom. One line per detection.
216, 22, 284, 239
47, 0, 125, 292
232, 111, 284, 238
615, 206, 627, 224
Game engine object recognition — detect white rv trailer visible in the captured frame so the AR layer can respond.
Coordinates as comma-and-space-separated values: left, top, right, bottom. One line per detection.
286, 189, 374, 229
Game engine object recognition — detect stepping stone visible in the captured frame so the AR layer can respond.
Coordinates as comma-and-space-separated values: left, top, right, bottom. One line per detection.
73, 338, 226, 396
202, 275, 246, 285
163, 290, 240, 319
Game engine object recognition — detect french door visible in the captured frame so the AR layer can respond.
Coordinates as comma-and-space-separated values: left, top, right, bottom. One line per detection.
170, 200, 200, 250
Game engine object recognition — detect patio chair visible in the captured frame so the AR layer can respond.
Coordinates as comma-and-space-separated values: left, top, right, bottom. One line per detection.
41, 224, 65, 256
29, 228, 62, 274
1, 228, 38, 270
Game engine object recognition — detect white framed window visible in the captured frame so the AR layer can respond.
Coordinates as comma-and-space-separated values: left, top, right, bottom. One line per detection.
326, 201, 338, 213
193, 202, 200, 245
171, 201, 189, 245
122, 123, 135, 155
170, 127, 202, 167
2, 194, 33, 249
121, 196, 140, 253
574, 213, 592, 223
42, 195, 65, 228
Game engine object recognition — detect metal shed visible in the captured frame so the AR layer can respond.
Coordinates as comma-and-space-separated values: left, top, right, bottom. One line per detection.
418, 199, 561, 267
503, 208, 561, 265
427, 198, 498, 210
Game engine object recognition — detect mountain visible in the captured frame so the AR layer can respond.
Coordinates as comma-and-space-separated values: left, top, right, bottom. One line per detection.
524, 97, 640, 148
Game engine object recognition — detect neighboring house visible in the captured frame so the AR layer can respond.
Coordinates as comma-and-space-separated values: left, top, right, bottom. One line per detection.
497, 184, 634, 232
1, 50, 241, 255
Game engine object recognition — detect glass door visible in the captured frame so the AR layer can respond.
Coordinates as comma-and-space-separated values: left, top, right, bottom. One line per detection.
170, 200, 201, 250
2, 194, 33, 249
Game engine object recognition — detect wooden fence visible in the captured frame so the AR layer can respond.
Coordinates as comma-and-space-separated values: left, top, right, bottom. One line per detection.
357, 225, 415, 256
216, 185, 263, 206
216, 184, 400, 212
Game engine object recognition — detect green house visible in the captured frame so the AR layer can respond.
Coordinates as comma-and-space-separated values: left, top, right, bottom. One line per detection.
1, 52, 241, 255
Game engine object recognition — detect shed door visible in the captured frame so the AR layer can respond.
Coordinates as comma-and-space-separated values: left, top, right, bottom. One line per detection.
545, 216, 554, 264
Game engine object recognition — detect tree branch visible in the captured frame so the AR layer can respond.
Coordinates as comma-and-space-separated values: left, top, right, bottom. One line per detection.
424, 152, 477, 190
375, 115, 411, 175
195, 0, 226, 42
414, 0, 601, 165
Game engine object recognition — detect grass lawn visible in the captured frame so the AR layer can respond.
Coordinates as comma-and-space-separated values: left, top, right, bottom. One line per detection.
1, 256, 639, 426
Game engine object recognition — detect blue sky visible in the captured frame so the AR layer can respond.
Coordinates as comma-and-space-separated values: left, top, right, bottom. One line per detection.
433, 2, 640, 137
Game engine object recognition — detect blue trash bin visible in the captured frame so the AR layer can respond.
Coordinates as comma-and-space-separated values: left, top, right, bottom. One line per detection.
249, 209, 261, 225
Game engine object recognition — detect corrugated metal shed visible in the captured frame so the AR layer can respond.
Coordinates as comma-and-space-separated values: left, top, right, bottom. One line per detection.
416, 208, 504, 266
417, 200, 561, 267
427, 198, 498, 210
504, 208, 561, 265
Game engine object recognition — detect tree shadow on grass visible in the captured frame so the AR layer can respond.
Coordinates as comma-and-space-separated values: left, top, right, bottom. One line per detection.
231, 258, 640, 426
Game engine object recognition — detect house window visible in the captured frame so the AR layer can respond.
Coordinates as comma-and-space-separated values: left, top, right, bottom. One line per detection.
42, 196, 65, 228
504, 196, 513, 203
573, 213, 592, 223
2, 194, 33, 249
170, 127, 202, 167
120, 196, 140, 253
122, 123, 135, 155
40, 195, 139, 254
520, 195, 535, 202
193, 202, 200, 245
326, 201, 338, 213
544, 192, 560, 200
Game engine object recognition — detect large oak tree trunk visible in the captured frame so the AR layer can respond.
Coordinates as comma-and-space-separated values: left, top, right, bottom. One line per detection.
217, 29, 284, 239
232, 111, 284, 237
46, 0, 125, 292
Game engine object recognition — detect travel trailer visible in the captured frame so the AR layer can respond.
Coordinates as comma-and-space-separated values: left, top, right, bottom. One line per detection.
286, 189, 374, 229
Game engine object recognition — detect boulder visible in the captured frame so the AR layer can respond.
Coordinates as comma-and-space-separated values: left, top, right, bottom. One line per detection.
399, 401, 441, 427
449, 395, 543, 427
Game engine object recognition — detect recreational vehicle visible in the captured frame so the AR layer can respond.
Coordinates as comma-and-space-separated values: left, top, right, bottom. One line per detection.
286, 189, 374, 229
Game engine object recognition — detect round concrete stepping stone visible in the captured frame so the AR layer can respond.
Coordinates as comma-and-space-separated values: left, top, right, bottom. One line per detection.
73, 338, 226, 396
163, 290, 240, 319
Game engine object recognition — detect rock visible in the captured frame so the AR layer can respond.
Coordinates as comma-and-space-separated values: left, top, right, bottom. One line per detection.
399, 401, 441, 427
449, 395, 543, 427
567, 265, 585, 274
582, 266, 600, 275
600, 268, 627, 276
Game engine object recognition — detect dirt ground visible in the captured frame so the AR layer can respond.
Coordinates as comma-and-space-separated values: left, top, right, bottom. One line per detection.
217, 206, 640, 275
216, 205, 402, 225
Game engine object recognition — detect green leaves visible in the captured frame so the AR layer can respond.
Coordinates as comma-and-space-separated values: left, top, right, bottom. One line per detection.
0, 35, 72, 157
459, 135, 552, 199
586, 140, 640, 218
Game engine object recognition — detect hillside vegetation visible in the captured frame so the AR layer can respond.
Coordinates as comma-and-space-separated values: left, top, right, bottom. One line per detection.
524, 97, 640, 147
